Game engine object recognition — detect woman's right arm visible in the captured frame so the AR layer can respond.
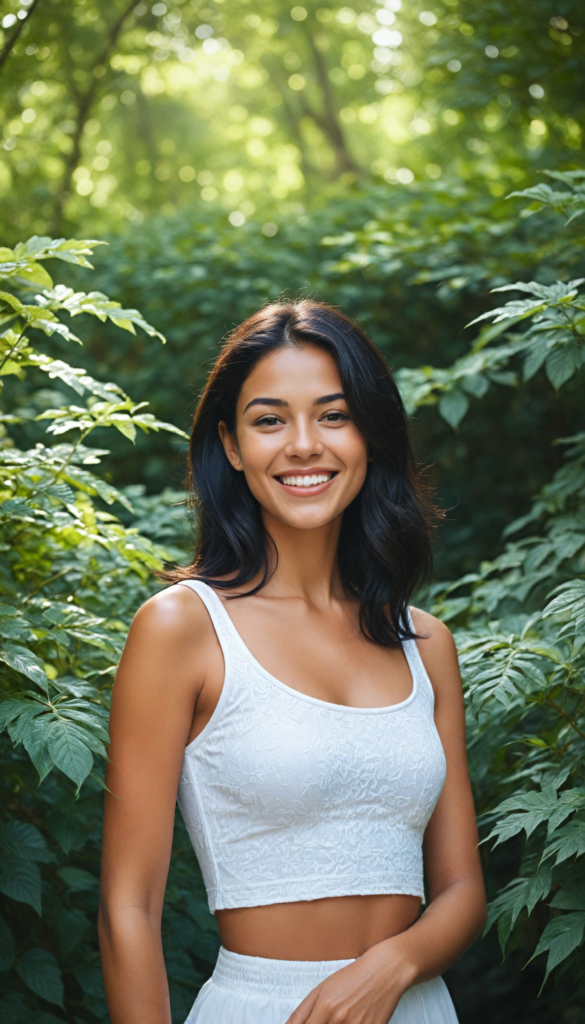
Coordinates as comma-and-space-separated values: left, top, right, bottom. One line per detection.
99, 585, 221, 1024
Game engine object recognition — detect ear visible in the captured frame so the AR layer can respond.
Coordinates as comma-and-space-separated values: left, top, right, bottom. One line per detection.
218, 421, 244, 472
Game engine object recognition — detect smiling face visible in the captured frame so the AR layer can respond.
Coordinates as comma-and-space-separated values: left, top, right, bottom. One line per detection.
218, 343, 370, 532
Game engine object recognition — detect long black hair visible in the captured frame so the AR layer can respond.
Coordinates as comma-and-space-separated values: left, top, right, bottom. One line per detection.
166, 300, 440, 647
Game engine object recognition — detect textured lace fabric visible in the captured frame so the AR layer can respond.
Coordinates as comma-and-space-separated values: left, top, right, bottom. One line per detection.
176, 580, 446, 914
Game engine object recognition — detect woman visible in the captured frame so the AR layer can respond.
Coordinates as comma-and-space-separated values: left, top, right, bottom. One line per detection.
99, 300, 486, 1024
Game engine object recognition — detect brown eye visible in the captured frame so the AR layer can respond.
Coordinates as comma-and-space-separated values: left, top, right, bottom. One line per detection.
321, 412, 349, 423
256, 415, 281, 426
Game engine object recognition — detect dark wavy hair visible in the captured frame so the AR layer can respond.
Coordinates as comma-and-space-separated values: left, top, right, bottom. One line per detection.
165, 300, 440, 647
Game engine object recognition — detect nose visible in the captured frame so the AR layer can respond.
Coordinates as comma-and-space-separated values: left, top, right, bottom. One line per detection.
284, 417, 324, 461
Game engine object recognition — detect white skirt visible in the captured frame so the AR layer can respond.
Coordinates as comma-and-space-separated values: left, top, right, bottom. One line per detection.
185, 947, 459, 1024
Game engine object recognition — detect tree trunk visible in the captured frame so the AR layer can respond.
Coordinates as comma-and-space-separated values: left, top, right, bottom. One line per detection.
303, 28, 361, 177
51, 0, 136, 236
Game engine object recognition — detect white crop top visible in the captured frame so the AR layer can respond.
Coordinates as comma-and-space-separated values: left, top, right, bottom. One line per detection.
176, 580, 446, 914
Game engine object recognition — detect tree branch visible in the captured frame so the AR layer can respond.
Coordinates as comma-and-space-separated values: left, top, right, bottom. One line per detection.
268, 67, 320, 184
0, 0, 42, 75
51, 0, 137, 235
303, 27, 361, 176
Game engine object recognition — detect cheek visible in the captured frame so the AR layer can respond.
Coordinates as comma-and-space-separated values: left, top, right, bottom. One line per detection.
237, 434, 278, 491
338, 429, 369, 479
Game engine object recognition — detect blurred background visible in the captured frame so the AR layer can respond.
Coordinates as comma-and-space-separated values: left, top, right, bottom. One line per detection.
1, 1, 585, 1022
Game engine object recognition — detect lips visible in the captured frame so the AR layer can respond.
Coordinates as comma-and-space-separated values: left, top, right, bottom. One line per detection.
274, 470, 338, 493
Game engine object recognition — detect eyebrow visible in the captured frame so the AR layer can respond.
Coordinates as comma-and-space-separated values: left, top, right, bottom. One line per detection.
243, 393, 346, 413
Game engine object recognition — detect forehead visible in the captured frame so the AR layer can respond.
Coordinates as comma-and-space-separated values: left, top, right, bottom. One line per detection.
239, 344, 342, 404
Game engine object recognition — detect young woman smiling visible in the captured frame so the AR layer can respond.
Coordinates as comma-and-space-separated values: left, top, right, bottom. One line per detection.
99, 301, 486, 1024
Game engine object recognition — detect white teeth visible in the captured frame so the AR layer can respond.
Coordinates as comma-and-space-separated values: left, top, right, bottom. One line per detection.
279, 473, 332, 487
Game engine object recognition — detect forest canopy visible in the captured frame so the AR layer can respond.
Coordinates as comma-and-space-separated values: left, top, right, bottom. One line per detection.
1, 0, 584, 239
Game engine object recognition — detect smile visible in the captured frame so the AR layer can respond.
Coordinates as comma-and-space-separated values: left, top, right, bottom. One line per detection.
275, 471, 338, 490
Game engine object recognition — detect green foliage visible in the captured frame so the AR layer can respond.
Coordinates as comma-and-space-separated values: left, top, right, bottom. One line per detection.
399, 178, 585, 990
0, 0, 583, 240
0, 239, 215, 1021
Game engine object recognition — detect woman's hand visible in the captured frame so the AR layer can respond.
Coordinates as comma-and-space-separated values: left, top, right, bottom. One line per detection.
285, 939, 415, 1024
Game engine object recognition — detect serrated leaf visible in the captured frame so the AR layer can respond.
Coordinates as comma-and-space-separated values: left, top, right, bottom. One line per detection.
532, 912, 585, 981
16, 949, 64, 1008
46, 720, 93, 788
523, 336, 550, 381
0, 643, 48, 689
438, 387, 469, 428
23, 715, 54, 782
57, 866, 98, 892
550, 880, 585, 912
542, 818, 585, 865
0, 857, 42, 914
0, 818, 53, 862
545, 343, 578, 389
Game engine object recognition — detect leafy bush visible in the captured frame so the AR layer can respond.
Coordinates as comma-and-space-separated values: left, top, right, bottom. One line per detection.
0, 239, 217, 1022
1, 168, 584, 1022
399, 173, 585, 992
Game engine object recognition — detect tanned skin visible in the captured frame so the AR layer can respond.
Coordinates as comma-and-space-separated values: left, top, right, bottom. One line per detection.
99, 344, 487, 1024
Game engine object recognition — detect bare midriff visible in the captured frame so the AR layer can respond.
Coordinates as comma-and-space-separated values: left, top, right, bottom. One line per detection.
216, 893, 422, 961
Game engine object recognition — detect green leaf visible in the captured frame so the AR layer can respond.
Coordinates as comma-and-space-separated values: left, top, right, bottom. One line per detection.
550, 880, 585, 912
0, 914, 15, 971
545, 343, 578, 389
46, 720, 94, 788
0, 643, 48, 689
73, 963, 106, 1001
111, 416, 136, 442
438, 387, 469, 428
15, 949, 64, 1008
523, 336, 550, 381
542, 818, 585, 865
54, 907, 89, 957
532, 912, 585, 981
0, 857, 42, 914
23, 716, 54, 782
57, 866, 98, 892
0, 994, 30, 1023
0, 818, 53, 863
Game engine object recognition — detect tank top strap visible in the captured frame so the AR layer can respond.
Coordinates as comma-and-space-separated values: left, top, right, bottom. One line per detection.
402, 607, 436, 706
176, 579, 240, 661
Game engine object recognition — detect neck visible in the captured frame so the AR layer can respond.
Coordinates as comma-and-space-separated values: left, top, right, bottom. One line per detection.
260, 509, 345, 605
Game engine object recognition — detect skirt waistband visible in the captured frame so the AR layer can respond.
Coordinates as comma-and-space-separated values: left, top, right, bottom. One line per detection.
211, 947, 355, 999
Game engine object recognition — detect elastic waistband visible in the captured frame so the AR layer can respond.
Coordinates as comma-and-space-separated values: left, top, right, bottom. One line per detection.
211, 947, 355, 998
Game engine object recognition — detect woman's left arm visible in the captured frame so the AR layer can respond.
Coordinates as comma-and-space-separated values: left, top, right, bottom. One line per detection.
287, 611, 487, 1024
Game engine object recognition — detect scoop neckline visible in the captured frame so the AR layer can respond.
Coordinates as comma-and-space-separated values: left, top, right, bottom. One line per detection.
204, 582, 419, 715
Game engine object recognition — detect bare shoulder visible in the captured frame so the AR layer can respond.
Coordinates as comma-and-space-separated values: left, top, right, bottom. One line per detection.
116, 583, 220, 694
129, 582, 215, 649
408, 606, 461, 703
409, 606, 456, 653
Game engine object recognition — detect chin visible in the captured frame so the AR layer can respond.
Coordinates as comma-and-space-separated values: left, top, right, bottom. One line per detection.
275, 508, 340, 530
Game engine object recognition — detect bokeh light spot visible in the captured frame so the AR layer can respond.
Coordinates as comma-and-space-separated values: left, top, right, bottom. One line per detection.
179, 166, 196, 182
396, 167, 414, 183
229, 211, 246, 226
288, 74, 306, 91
